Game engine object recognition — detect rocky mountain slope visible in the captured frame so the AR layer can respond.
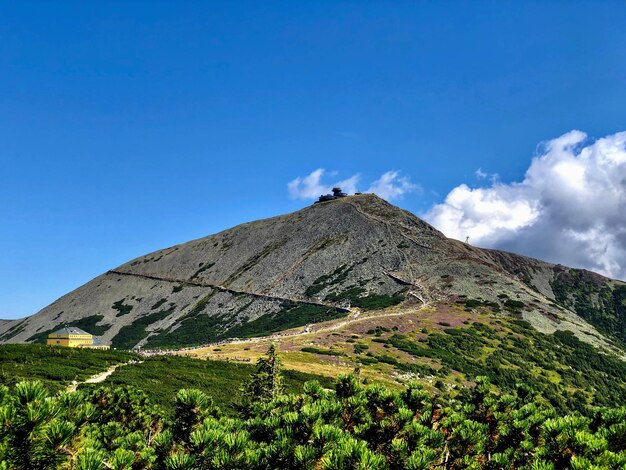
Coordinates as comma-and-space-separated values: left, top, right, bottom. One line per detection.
2, 194, 625, 355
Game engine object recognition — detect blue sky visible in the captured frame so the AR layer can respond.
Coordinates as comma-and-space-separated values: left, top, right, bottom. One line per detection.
2, 2, 626, 319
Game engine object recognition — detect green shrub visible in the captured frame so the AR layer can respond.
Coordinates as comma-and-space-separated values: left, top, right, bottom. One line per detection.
301, 347, 344, 357
112, 308, 174, 350
504, 299, 525, 311
4, 346, 626, 469
112, 299, 133, 317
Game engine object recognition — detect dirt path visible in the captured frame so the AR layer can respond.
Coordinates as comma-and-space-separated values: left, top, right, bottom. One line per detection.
166, 303, 432, 360
266, 304, 429, 339
67, 361, 141, 392
140, 306, 432, 357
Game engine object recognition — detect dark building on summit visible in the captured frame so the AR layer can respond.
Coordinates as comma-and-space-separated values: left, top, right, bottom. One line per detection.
316, 187, 348, 203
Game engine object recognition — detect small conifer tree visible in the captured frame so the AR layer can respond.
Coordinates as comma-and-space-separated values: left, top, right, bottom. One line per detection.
238, 343, 284, 413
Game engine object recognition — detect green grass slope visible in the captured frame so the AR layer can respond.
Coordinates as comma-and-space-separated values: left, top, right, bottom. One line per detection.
0, 344, 135, 391
0, 344, 333, 413
87, 355, 334, 414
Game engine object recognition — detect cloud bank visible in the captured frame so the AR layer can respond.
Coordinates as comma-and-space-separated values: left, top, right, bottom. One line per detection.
425, 130, 626, 280
288, 169, 418, 201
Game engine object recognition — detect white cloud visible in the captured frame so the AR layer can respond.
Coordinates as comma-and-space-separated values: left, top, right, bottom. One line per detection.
288, 169, 331, 199
288, 169, 417, 201
475, 168, 488, 179
366, 171, 419, 201
288, 169, 360, 199
474, 168, 499, 184
424, 130, 626, 280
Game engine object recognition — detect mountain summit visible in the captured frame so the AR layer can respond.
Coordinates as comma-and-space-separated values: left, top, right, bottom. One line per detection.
2, 194, 625, 353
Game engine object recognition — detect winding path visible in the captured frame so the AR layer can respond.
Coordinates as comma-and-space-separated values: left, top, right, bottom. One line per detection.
142, 303, 432, 357
67, 361, 141, 392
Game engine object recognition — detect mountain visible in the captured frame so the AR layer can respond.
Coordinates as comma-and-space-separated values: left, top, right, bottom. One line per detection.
2, 194, 625, 355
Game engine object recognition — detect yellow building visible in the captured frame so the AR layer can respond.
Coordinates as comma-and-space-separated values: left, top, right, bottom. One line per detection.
47, 327, 110, 349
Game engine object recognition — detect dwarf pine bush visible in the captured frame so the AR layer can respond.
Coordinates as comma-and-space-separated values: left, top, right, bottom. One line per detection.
3, 348, 626, 468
